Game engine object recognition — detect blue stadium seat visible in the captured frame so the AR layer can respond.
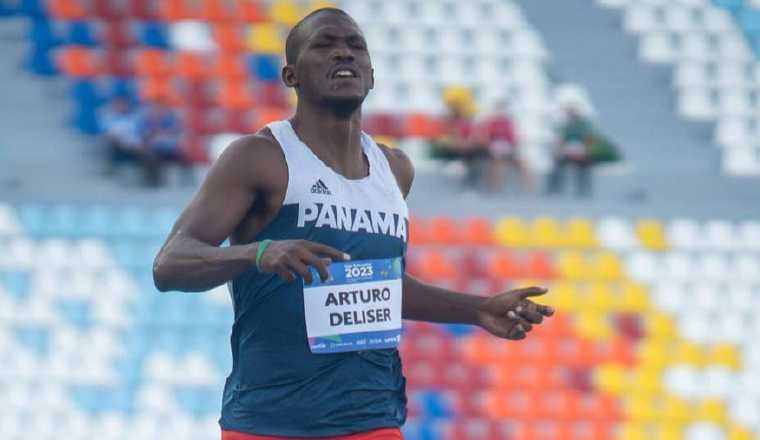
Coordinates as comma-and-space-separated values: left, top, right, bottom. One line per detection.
28, 17, 60, 50
110, 77, 138, 103
15, 326, 50, 356
738, 9, 760, 34
713, 0, 745, 13
139, 22, 169, 49
415, 390, 455, 418
46, 204, 80, 236
77, 205, 115, 237
57, 299, 92, 329
17, 203, 48, 236
20, 0, 44, 17
0, 271, 30, 300
67, 21, 98, 47
247, 54, 281, 82
0, 0, 18, 16
26, 46, 58, 75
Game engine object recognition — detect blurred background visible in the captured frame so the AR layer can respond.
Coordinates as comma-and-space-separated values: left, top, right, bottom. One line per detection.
1, 0, 760, 439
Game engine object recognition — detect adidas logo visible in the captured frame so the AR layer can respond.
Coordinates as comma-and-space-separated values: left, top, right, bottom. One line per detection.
310, 179, 332, 195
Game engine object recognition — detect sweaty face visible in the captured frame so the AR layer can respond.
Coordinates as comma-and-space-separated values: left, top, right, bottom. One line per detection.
289, 14, 374, 110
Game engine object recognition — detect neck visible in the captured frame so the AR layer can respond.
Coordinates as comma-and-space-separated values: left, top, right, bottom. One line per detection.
290, 99, 367, 178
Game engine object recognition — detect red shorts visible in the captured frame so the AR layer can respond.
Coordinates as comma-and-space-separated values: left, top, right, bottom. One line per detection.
221, 428, 403, 440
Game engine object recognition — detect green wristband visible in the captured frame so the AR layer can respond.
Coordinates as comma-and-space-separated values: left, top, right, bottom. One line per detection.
255, 239, 272, 271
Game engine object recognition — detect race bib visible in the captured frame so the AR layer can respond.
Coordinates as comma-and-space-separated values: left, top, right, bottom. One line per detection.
302, 257, 403, 354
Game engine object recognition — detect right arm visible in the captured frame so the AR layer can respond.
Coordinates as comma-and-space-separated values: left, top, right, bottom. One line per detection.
152, 135, 349, 292
152, 136, 269, 292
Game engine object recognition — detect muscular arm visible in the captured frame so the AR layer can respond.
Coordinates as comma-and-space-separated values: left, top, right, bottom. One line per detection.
380, 145, 552, 336
379, 145, 484, 323
153, 135, 282, 292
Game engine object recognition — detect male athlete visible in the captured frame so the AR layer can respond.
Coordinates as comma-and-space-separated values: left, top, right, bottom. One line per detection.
153, 8, 553, 440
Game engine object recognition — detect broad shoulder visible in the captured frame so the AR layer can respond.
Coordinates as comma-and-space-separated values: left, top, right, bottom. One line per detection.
210, 128, 287, 191
377, 143, 415, 199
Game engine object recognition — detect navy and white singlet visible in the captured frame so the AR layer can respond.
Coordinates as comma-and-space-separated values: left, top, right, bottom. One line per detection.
219, 120, 409, 437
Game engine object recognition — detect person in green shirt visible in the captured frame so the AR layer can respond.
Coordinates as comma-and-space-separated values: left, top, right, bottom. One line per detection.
546, 104, 594, 197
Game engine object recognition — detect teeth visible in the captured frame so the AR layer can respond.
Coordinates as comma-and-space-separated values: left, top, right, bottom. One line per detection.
335, 70, 355, 77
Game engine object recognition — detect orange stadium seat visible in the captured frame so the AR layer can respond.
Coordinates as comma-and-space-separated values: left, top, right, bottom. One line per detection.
462, 217, 494, 245
134, 49, 171, 78
216, 79, 254, 111
175, 52, 211, 81
524, 250, 557, 279
214, 24, 247, 54
487, 250, 525, 280
201, 0, 236, 23
57, 47, 99, 78
240, 0, 268, 23
214, 52, 247, 80
159, 0, 197, 21
48, 0, 87, 20
403, 114, 442, 138
427, 216, 460, 244
408, 216, 430, 245
139, 77, 181, 105
417, 250, 457, 280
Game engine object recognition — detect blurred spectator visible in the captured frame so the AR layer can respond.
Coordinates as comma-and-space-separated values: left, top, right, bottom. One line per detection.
98, 95, 147, 179
138, 98, 193, 187
430, 99, 489, 189
476, 100, 531, 193
546, 104, 595, 197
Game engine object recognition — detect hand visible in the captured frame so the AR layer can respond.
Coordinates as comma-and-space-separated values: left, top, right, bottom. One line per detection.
476, 286, 554, 340
258, 240, 350, 284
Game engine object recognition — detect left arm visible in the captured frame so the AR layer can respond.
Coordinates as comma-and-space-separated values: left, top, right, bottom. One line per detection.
379, 145, 554, 339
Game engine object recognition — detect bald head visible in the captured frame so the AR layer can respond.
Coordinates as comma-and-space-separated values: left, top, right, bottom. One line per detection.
285, 8, 355, 65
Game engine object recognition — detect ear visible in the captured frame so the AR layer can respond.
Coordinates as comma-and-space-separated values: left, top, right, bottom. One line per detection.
282, 65, 298, 88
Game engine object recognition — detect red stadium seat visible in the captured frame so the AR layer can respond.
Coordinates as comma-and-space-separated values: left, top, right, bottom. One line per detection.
224, 109, 252, 133
131, 0, 158, 20
103, 47, 133, 76
93, 0, 126, 20
102, 20, 135, 49
258, 82, 289, 108
364, 113, 401, 138
181, 79, 214, 110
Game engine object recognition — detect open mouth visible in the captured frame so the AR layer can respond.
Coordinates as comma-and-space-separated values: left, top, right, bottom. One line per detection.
330, 67, 359, 79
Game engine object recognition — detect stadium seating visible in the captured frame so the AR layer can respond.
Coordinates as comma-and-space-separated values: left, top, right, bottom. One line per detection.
1, 202, 759, 439
9, 0, 594, 172
595, 0, 760, 175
